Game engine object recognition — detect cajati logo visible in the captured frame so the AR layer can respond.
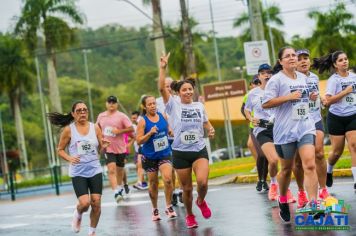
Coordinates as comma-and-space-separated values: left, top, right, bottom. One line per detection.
295, 196, 351, 231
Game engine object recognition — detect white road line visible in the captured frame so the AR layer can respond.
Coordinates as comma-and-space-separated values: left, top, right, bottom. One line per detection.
0, 223, 29, 229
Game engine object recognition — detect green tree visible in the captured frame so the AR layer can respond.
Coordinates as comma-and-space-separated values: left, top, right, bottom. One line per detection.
306, 3, 356, 58
0, 35, 35, 171
233, 2, 285, 60
15, 0, 84, 113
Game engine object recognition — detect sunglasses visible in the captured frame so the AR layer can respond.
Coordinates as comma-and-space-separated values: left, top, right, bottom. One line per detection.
75, 108, 88, 114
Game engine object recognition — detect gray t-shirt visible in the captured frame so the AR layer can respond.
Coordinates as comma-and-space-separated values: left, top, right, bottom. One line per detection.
245, 86, 274, 137
165, 95, 208, 152
306, 72, 322, 123
263, 71, 316, 144
326, 72, 356, 117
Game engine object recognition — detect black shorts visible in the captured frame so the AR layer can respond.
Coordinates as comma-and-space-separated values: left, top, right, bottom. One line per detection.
327, 112, 356, 135
256, 128, 273, 146
172, 147, 209, 169
142, 156, 172, 172
315, 120, 324, 132
104, 153, 126, 167
71, 173, 103, 198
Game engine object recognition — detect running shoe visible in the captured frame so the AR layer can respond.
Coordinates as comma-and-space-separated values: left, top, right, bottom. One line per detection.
133, 182, 146, 190
124, 184, 130, 195
287, 189, 296, 203
256, 181, 263, 192
326, 173, 333, 187
172, 192, 178, 206
262, 181, 269, 192
141, 181, 149, 190
278, 200, 290, 223
250, 166, 257, 173
178, 191, 183, 203
185, 214, 198, 229
297, 190, 309, 208
88, 233, 96, 236
268, 183, 278, 201
165, 205, 177, 219
195, 199, 212, 219
319, 187, 329, 200
114, 189, 124, 203
71, 210, 81, 233
152, 208, 161, 221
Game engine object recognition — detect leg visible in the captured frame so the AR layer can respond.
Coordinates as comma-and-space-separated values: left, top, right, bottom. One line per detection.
136, 154, 145, 183
116, 166, 124, 186
248, 134, 257, 162
159, 162, 173, 207
175, 168, 193, 215
147, 171, 159, 209
346, 131, 356, 183
192, 158, 209, 205
106, 162, 118, 190
315, 130, 326, 188
123, 169, 127, 185
293, 152, 304, 191
89, 194, 102, 228
328, 135, 345, 166
261, 142, 279, 178
278, 158, 294, 197
298, 144, 318, 201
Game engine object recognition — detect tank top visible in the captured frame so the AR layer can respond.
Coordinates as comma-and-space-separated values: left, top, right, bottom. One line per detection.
68, 122, 102, 178
142, 112, 171, 159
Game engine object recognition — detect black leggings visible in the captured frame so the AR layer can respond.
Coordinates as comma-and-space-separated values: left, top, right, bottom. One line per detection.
251, 132, 268, 181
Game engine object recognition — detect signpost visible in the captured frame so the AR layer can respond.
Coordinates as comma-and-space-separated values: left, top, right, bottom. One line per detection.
244, 40, 270, 75
203, 80, 247, 101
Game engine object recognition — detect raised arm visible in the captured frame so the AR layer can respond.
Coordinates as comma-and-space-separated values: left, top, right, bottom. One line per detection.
159, 52, 171, 104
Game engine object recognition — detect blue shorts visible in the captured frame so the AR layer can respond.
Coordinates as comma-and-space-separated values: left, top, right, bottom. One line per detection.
275, 134, 315, 160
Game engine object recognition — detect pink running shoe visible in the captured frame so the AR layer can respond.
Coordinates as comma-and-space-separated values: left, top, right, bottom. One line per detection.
165, 205, 177, 219
71, 210, 81, 233
287, 189, 297, 203
185, 214, 198, 229
152, 208, 161, 221
268, 183, 278, 201
196, 199, 212, 219
297, 190, 309, 208
319, 187, 329, 200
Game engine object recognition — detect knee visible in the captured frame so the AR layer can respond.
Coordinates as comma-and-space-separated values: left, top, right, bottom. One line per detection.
349, 142, 356, 153
330, 149, 343, 159
197, 181, 208, 191
315, 148, 325, 161
79, 200, 90, 212
303, 161, 316, 173
182, 184, 193, 193
280, 166, 292, 176
149, 179, 158, 190
90, 199, 101, 212
162, 177, 172, 187
107, 168, 116, 176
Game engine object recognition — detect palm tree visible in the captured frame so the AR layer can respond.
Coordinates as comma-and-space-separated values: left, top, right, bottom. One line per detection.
15, 0, 84, 113
0, 35, 35, 171
233, 1, 285, 61
306, 3, 356, 58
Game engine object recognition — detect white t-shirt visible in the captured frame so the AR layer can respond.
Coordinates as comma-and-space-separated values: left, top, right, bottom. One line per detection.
263, 71, 316, 144
306, 72, 322, 123
165, 95, 208, 152
326, 72, 356, 117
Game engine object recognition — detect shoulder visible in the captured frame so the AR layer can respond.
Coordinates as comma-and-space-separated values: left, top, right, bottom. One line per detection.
296, 71, 307, 80
62, 125, 71, 136
348, 72, 356, 79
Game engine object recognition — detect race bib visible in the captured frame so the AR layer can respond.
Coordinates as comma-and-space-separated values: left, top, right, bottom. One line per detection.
292, 103, 309, 120
153, 136, 169, 152
309, 97, 321, 113
180, 131, 199, 145
343, 93, 356, 106
77, 141, 96, 155
103, 126, 116, 137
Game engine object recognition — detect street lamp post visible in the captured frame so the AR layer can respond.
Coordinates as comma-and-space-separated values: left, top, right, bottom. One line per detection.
83, 49, 94, 122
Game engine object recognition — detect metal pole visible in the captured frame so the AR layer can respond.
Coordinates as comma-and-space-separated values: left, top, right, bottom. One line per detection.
263, 0, 276, 64
0, 109, 9, 175
83, 50, 94, 122
35, 57, 52, 167
45, 104, 56, 166
208, 0, 235, 159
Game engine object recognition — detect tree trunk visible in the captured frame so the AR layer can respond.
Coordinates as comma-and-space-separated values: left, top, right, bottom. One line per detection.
12, 89, 29, 171
179, 0, 200, 101
151, 0, 167, 70
248, 0, 265, 41
46, 49, 62, 113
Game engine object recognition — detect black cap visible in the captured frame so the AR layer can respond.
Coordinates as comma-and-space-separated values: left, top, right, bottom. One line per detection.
296, 49, 310, 56
107, 95, 118, 103
258, 63, 272, 73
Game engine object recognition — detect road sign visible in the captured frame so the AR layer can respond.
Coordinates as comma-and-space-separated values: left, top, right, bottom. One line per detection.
244, 40, 270, 75
202, 80, 247, 101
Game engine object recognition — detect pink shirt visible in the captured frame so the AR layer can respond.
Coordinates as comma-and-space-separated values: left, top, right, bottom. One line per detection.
96, 111, 132, 154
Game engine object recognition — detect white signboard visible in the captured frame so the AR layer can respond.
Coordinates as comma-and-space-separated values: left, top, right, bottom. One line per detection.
244, 41, 270, 75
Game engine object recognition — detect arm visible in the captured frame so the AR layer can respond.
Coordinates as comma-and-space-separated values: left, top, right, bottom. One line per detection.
163, 113, 174, 137
159, 52, 171, 104
262, 91, 301, 109
203, 121, 215, 138
95, 124, 110, 153
136, 119, 158, 145
57, 126, 80, 164
324, 86, 353, 106
244, 109, 259, 126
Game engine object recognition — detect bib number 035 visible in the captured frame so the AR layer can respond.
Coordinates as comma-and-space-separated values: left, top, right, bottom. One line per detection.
180, 131, 199, 145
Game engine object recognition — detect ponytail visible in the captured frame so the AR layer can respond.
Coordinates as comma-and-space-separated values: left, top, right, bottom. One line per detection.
47, 100, 85, 128
312, 50, 344, 74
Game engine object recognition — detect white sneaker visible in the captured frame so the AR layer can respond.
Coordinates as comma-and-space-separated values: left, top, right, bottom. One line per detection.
250, 166, 257, 173
71, 210, 81, 233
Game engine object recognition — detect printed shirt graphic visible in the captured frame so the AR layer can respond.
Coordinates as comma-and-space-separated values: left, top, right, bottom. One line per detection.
326, 72, 356, 117
306, 72, 322, 123
96, 111, 133, 154
245, 87, 275, 137
263, 71, 315, 144
156, 95, 180, 141
165, 95, 207, 152
68, 122, 102, 178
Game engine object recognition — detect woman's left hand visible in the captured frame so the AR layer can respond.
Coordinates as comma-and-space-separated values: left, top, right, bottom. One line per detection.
102, 139, 111, 148
208, 127, 215, 138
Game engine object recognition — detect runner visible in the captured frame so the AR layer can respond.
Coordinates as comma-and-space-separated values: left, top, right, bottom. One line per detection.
245, 63, 279, 201
159, 52, 215, 228
48, 101, 109, 236
293, 49, 329, 209
136, 95, 177, 221
156, 77, 183, 206
262, 47, 319, 223
130, 111, 148, 190
96, 96, 134, 203
313, 50, 356, 192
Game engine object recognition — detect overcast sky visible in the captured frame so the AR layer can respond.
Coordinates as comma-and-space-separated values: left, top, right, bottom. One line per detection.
1, 0, 355, 40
